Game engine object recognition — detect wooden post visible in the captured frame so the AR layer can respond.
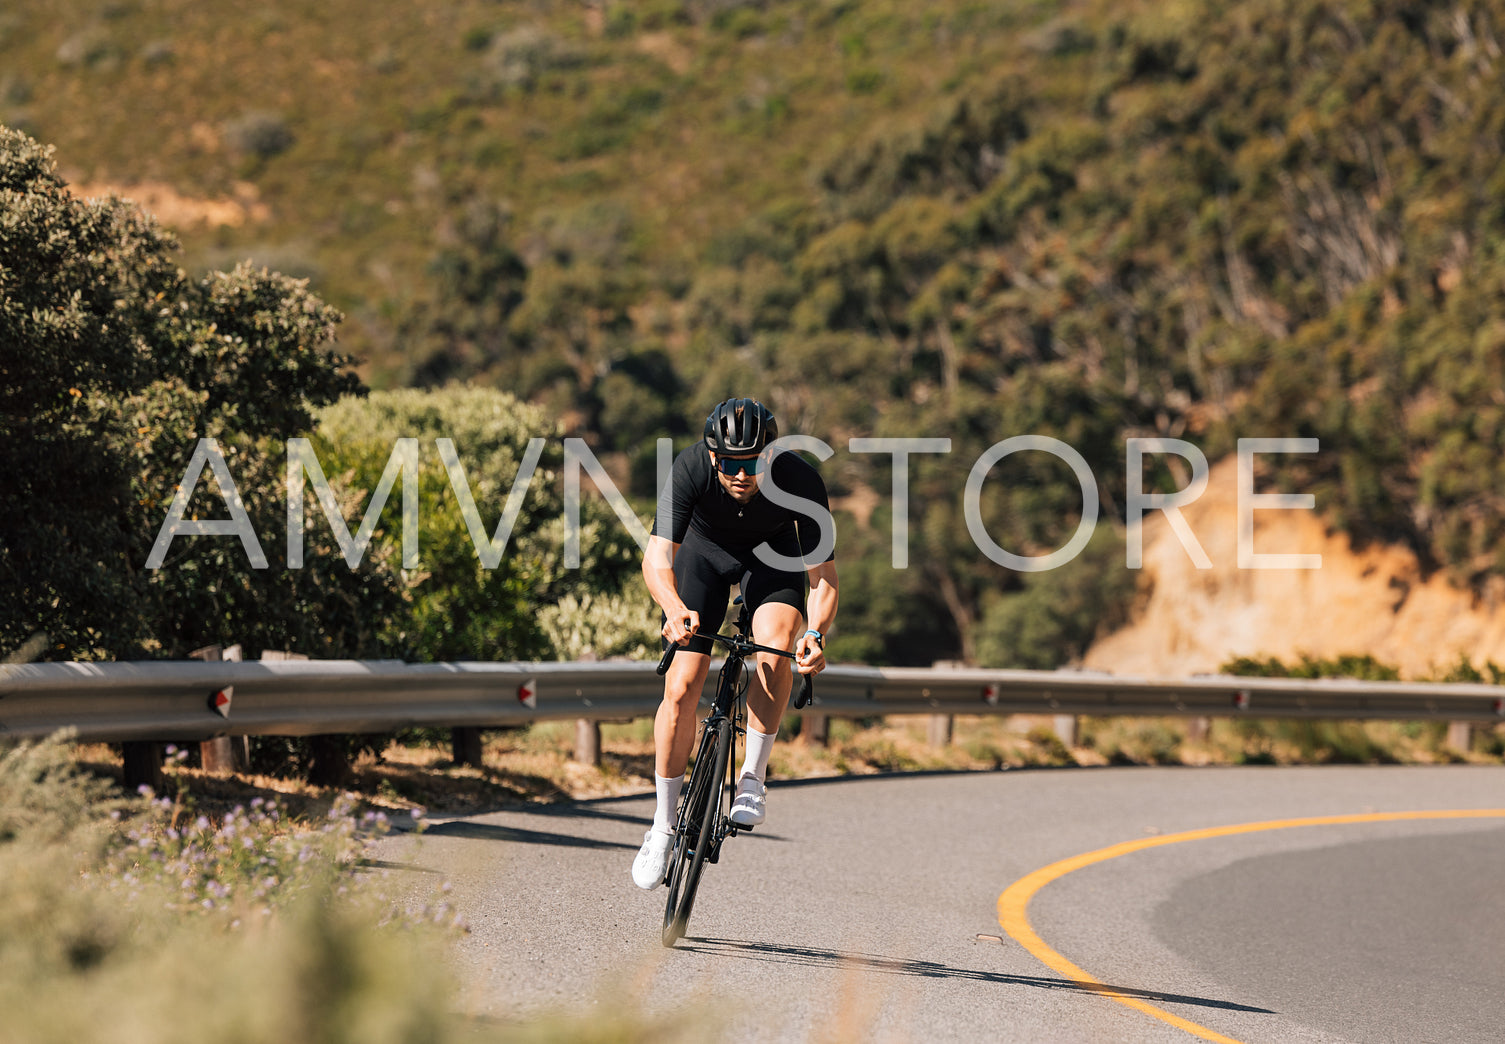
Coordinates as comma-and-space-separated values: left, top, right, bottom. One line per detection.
121, 741, 163, 793
1184, 716, 1211, 744
574, 719, 601, 766
1446, 721, 1474, 753
196, 644, 248, 774
928, 659, 959, 747
1052, 714, 1079, 748
200, 736, 241, 775
802, 713, 829, 747
927, 714, 953, 747
452, 726, 484, 768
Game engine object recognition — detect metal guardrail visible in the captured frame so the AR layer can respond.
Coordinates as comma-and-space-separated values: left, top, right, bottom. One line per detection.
2, 659, 1503, 744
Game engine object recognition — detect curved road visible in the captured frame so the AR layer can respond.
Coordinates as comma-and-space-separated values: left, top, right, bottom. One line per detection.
371, 765, 1505, 1042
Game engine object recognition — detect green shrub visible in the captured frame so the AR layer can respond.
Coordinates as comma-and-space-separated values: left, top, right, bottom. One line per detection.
538, 591, 659, 661
54, 27, 120, 69
1275, 721, 1386, 765
1087, 719, 1181, 765
311, 385, 645, 664
1221, 654, 1402, 681
474, 25, 587, 96
221, 110, 295, 159
974, 525, 1137, 670
1024, 724, 1074, 765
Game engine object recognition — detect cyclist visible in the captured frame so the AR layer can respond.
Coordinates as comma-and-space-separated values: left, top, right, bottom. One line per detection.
632, 397, 838, 889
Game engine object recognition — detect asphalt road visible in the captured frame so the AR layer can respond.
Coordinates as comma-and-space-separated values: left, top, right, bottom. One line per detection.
370, 764, 1505, 1042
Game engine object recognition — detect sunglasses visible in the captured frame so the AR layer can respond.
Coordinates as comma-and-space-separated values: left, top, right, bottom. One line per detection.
715, 454, 766, 477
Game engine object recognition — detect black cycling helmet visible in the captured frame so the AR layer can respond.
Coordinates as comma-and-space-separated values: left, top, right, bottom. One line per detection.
703, 397, 778, 455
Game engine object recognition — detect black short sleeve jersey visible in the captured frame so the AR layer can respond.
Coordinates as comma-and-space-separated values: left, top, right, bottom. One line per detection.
650, 446, 835, 564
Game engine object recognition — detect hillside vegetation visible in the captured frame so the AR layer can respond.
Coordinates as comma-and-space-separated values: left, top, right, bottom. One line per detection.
5, 0, 1505, 667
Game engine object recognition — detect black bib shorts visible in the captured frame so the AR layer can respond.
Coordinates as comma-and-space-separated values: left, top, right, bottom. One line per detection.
670, 528, 806, 655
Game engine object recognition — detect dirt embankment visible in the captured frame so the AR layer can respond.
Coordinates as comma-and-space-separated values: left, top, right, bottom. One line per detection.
67, 178, 269, 228
1084, 458, 1505, 678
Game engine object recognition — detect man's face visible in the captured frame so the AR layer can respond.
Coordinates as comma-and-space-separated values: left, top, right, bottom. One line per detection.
709, 450, 763, 503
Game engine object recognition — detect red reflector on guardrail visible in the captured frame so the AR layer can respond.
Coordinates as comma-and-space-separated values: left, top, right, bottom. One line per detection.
209, 687, 233, 719
518, 678, 537, 709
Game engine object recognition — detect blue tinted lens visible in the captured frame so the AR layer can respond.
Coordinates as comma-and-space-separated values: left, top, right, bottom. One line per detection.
717, 455, 763, 476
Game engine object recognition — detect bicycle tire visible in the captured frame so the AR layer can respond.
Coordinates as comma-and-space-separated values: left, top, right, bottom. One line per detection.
661, 716, 731, 946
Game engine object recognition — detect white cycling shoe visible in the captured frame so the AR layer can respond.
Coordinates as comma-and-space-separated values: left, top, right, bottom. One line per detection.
729, 776, 766, 827
632, 829, 674, 890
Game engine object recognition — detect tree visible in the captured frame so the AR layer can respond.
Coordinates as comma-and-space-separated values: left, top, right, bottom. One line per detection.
0, 125, 379, 660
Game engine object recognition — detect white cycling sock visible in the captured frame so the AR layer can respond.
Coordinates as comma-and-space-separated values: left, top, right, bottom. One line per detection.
739, 725, 777, 784
652, 773, 683, 835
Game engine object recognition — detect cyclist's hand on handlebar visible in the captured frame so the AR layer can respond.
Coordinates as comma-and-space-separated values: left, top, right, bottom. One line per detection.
795, 632, 826, 675
662, 610, 700, 646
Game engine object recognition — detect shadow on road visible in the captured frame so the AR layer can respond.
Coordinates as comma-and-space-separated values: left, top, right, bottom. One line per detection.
525, 804, 653, 828
677, 938, 1275, 1015
421, 821, 638, 851
421, 805, 791, 846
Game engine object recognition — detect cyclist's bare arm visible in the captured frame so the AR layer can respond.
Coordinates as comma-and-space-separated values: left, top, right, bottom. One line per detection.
795, 560, 838, 674
643, 534, 700, 645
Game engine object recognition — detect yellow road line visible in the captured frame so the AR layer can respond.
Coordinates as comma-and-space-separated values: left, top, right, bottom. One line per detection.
997, 809, 1505, 1043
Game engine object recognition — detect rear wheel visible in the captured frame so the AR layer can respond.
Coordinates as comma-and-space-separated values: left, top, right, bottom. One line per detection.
661, 717, 731, 947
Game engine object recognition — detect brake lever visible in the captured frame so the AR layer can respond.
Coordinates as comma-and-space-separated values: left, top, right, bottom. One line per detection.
793, 672, 814, 710
656, 641, 678, 676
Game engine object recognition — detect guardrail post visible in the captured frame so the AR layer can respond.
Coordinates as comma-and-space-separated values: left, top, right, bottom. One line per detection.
927, 714, 953, 747
1052, 714, 1078, 748
121, 741, 162, 793
1184, 717, 1211, 744
802, 713, 829, 746
452, 727, 484, 768
194, 644, 249, 774
1446, 721, 1474, 753
574, 719, 601, 766
928, 661, 960, 746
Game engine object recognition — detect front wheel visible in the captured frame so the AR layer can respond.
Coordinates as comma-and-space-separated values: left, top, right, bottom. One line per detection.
661, 717, 731, 947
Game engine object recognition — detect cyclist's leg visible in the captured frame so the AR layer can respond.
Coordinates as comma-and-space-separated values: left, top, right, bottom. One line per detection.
726, 562, 803, 829
740, 562, 807, 736
655, 531, 735, 805
638, 654, 705, 888
655, 651, 711, 779
744, 600, 803, 733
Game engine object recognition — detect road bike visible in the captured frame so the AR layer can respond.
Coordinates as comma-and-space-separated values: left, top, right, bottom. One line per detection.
654, 597, 814, 947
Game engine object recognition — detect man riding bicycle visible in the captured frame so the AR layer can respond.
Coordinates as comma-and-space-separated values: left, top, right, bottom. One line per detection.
633, 397, 839, 890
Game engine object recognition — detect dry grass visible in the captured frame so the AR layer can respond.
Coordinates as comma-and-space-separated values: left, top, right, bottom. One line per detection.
70, 712, 1505, 825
